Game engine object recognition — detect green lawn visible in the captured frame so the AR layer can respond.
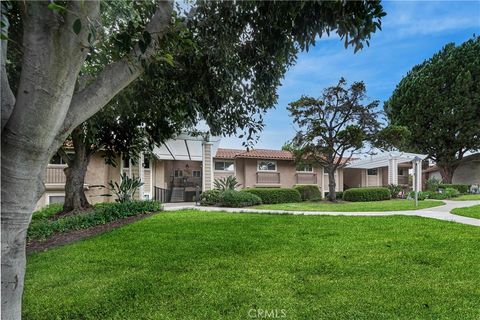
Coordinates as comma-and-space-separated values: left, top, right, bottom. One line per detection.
253, 199, 444, 212
451, 205, 480, 219
452, 194, 480, 201
24, 210, 480, 319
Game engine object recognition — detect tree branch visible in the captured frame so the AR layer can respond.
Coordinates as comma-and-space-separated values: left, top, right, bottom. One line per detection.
60, 0, 173, 135
57, 147, 72, 167
1, 17, 15, 131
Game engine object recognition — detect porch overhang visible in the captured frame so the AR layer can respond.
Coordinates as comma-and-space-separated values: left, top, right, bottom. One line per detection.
152, 134, 221, 161
346, 152, 428, 169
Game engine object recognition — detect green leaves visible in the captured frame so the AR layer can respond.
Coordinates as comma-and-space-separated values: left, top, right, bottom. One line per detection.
385, 36, 480, 179
47, 2, 66, 14
73, 19, 82, 35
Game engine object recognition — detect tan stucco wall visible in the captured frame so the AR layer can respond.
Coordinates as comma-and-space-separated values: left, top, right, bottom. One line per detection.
344, 168, 363, 188
452, 160, 480, 185
36, 152, 117, 209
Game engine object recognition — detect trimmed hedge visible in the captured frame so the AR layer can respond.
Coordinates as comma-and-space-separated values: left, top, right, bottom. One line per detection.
294, 185, 322, 201
241, 188, 301, 204
28, 200, 162, 241
218, 190, 262, 207
438, 184, 469, 194
343, 187, 391, 202
200, 190, 222, 206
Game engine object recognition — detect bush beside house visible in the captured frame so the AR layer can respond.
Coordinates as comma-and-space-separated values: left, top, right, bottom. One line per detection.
294, 185, 322, 201
343, 187, 391, 202
241, 188, 302, 204
29, 201, 162, 241
218, 190, 262, 207
438, 184, 469, 194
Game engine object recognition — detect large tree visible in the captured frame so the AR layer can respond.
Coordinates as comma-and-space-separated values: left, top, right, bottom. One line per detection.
385, 37, 480, 183
287, 78, 381, 201
1, 1, 385, 317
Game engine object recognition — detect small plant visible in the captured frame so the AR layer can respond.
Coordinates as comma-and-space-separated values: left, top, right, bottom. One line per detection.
106, 173, 144, 202
213, 176, 241, 190
443, 187, 460, 198
294, 185, 322, 201
387, 184, 403, 199
200, 190, 222, 206
425, 178, 441, 191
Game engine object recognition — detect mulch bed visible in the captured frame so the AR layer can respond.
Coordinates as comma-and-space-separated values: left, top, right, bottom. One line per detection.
27, 212, 156, 253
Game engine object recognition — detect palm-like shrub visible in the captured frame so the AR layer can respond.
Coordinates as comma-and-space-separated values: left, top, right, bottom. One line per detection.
387, 184, 403, 199
425, 178, 441, 191
213, 176, 241, 190
107, 173, 144, 202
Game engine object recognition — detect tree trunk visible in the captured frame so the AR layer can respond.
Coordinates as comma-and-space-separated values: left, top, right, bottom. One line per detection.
438, 164, 457, 184
62, 128, 92, 213
327, 169, 337, 202
1, 138, 47, 320
63, 158, 91, 213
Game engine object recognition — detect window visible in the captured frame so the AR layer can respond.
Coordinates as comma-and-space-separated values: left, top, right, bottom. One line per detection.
215, 161, 234, 171
296, 163, 313, 172
143, 158, 150, 169
123, 157, 130, 168
258, 160, 277, 171
174, 169, 183, 177
398, 168, 405, 176
49, 153, 71, 165
49, 195, 65, 204
193, 170, 201, 178
367, 168, 378, 176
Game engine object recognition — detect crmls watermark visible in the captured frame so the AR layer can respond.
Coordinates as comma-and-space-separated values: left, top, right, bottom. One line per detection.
248, 308, 287, 318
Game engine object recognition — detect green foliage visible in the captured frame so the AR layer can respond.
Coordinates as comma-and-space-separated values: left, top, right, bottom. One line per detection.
325, 191, 343, 199
24, 212, 480, 320
294, 185, 322, 201
199, 190, 222, 206
218, 190, 262, 208
386, 184, 403, 199
373, 125, 411, 151
31, 204, 63, 222
343, 187, 390, 202
444, 188, 461, 198
213, 176, 241, 191
28, 201, 162, 241
107, 173, 144, 203
385, 37, 480, 181
241, 188, 302, 204
438, 184, 469, 194
426, 177, 441, 191
287, 78, 381, 200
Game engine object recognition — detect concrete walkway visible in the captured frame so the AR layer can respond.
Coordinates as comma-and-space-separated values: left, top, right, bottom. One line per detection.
163, 200, 480, 227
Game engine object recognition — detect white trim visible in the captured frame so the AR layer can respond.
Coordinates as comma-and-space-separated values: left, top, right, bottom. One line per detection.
214, 160, 235, 172
46, 192, 65, 205
296, 163, 314, 173
257, 160, 277, 172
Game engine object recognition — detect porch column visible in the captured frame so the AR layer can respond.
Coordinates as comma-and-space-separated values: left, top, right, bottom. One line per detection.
388, 158, 398, 185
139, 152, 145, 199
202, 141, 214, 191
414, 159, 422, 192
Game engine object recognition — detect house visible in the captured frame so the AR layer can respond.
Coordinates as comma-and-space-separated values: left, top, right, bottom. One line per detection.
423, 153, 480, 185
37, 134, 427, 208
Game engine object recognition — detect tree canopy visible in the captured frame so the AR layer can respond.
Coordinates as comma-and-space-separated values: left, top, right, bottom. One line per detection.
384, 36, 480, 182
287, 78, 381, 201
1, 1, 386, 318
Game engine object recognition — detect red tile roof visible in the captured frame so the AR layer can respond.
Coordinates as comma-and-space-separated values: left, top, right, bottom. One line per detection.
215, 148, 352, 163
215, 148, 294, 160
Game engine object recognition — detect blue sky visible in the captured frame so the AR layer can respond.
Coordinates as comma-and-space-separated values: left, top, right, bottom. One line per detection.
219, 0, 480, 150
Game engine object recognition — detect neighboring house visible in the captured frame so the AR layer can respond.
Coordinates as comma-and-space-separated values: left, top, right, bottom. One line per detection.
37, 134, 427, 208
423, 153, 480, 185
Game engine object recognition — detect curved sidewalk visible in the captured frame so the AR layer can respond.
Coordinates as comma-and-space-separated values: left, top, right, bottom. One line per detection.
163, 200, 480, 227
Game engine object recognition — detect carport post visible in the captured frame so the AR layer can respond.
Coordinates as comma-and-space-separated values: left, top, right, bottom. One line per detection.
413, 156, 421, 207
